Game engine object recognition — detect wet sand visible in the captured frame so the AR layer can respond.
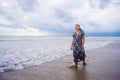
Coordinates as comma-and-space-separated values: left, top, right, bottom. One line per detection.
0, 42, 120, 80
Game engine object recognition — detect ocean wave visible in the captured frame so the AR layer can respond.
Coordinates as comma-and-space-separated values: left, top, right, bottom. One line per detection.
0, 37, 119, 72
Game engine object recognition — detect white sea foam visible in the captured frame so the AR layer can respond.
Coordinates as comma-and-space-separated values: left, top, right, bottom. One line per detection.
0, 37, 120, 72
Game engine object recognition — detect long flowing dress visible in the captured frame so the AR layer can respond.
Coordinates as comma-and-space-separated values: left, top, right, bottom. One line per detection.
72, 29, 86, 63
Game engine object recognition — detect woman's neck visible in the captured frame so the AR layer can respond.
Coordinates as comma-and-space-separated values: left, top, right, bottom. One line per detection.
76, 30, 80, 32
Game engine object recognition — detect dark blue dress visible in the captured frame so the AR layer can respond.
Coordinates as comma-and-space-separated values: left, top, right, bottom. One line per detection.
72, 30, 86, 63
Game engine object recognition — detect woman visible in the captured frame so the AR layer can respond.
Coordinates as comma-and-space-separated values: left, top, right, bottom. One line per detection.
71, 24, 86, 68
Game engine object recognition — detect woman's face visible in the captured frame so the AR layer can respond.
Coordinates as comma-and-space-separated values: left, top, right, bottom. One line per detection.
75, 25, 80, 31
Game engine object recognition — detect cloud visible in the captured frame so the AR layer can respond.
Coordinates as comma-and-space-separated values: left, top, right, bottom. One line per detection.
0, 16, 11, 25
0, 0, 120, 36
0, 26, 52, 36
16, 0, 37, 11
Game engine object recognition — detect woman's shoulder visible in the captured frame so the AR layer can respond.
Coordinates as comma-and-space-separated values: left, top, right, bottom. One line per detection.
73, 32, 76, 35
72, 32, 76, 37
81, 29, 85, 34
80, 29, 85, 36
80, 29, 84, 33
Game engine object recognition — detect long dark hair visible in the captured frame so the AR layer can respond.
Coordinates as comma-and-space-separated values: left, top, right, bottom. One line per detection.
75, 24, 81, 30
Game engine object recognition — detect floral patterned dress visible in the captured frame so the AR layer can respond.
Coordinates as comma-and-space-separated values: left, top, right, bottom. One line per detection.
72, 29, 86, 63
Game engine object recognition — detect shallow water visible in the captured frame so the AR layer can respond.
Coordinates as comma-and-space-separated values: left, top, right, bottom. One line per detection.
0, 36, 120, 72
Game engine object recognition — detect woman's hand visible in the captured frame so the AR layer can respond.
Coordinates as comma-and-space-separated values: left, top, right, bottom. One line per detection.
81, 36, 85, 49
81, 44, 84, 48
71, 38, 74, 50
70, 45, 73, 50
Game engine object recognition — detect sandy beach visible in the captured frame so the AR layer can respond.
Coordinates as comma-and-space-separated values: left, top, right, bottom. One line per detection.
0, 42, 120, 80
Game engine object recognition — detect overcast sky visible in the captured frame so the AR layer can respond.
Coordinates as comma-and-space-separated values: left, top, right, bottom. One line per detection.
0, 0, 120, 36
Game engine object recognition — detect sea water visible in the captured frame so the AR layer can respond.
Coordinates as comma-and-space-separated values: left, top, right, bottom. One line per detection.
0, 36, 120, 72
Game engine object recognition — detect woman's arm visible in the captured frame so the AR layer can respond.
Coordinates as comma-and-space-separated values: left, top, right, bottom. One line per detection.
81, 36, 85, 48
70, 37, 74, 50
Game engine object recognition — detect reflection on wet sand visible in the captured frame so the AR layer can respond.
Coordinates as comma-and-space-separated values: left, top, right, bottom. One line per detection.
71, 65, 88, 80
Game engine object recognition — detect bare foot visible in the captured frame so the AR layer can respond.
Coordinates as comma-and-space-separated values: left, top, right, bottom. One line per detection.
83, 61, 86, 65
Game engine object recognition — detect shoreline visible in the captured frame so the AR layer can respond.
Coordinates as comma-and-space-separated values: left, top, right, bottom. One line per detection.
0, 41, 120, 80
0, 40, 112, 73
